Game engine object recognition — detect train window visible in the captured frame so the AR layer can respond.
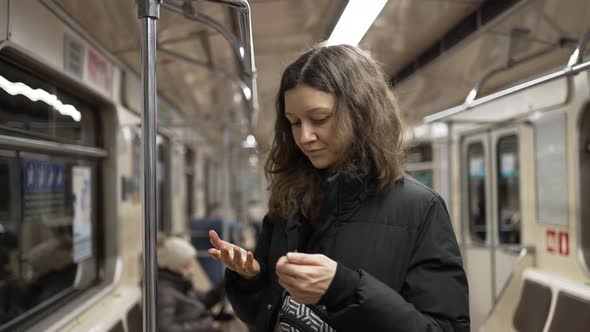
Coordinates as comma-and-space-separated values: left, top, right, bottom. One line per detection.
467, 142, 487, 243
406, 143, 433, 163
157, 136, 170, 232
0, 152, 99, 329
0, 60, 101, 330
0, 60, 97, 147
407, 170, 433, 188
497, 135, 521, 245
185, 148, 195, 221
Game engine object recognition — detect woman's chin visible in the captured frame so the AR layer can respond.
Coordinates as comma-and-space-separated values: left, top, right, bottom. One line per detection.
309, 158, 331, 170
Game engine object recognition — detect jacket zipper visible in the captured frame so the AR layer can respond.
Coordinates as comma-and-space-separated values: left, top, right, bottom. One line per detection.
307, 304, 332, 325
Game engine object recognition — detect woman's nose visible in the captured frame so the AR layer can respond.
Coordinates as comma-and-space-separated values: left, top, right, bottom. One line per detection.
299, 123, 317, 144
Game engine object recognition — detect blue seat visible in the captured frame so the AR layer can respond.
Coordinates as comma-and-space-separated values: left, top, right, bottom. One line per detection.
189, 218, 232, 285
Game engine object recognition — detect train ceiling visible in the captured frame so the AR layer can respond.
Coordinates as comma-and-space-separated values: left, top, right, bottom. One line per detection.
53, 0, 590, 147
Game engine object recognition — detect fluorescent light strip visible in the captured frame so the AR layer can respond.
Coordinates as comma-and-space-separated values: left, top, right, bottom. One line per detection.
0, 74, 81, 122
327, 0, 388, 46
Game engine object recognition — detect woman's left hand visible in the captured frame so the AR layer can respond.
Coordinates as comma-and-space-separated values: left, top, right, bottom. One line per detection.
275, 252, 337, 305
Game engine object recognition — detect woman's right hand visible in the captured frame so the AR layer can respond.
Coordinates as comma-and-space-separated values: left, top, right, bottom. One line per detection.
208, 230, 260, 279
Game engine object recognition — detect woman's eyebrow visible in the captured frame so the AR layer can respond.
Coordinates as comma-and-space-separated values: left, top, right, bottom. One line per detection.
285, 107, 332, 117
306, 107, 332, 114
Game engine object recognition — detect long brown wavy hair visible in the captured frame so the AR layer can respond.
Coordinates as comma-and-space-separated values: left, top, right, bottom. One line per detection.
265, 44, 408, 220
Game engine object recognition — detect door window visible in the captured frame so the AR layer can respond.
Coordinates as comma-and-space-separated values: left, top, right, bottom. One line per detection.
497, 135, 521, 245
467, 142, 487, 243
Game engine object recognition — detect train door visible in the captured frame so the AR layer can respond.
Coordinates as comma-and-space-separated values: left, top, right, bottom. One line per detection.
580, 102, 590, 271
461, 127, 522, 329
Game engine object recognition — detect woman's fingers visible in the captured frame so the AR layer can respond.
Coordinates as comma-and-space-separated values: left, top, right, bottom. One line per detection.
207, 230, 259, 277
208, 230, 225, 250
245, 251, 254, 271
232, 247, 243, 268
220, 245, 234, 266
208, 248, 221, 260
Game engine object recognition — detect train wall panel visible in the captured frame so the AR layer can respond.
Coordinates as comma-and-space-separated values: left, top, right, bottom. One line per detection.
494, 249, 520, 298
115, 106, 143, 285
528, 97, 590, 284
10, 0, 117, 101
0, 0, 7, 41
123, 69, 141, 114
452, 77, 568, 123
465, 247, 494, 331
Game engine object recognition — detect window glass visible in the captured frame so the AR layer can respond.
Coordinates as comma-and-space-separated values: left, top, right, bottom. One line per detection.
407, 170, 433, 188
467, 142, 487, 243
0, 58, 101, 329
407, 143, 433, 163
185, 148, 195, 220
0, 153, 98, 328
157, 136, 169, 232
0, 60, 97, 146
497, 135, 521, 245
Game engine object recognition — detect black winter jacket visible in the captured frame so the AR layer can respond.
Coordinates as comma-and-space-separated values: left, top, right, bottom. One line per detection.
157, 268, 222, 332
225, 171, 470, 332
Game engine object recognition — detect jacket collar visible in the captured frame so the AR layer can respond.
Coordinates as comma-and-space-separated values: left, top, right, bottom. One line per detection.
284, 160, 376, 252
323, 159, 376, 218
158, 268, 192, 292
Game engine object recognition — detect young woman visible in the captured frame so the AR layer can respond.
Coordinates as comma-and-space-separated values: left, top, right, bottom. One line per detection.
208, 44, 470, 332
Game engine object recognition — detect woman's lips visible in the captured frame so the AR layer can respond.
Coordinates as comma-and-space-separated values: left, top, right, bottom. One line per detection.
306, 148, 325, 157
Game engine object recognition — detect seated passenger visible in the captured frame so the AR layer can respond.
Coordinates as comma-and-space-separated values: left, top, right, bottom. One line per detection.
25, 235, 76, 308
157, 234, 226, 332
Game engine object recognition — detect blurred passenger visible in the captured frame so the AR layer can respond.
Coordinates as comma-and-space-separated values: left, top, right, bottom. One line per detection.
25, 235, 76, 308
0, 230, 24, 324
208, 44, 469, 331
157, 234, 226, 332
205, 203, 224, 221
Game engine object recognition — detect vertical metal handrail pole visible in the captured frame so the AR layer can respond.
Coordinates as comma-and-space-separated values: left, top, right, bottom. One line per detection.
138, 1, 161, 331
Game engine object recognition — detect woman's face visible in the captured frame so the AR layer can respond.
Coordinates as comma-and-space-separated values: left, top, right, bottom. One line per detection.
284, 84, 349, 169
180, 261, 194, 279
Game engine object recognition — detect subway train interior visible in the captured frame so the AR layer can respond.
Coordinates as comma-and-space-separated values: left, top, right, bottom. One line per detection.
0, 0, 589, 331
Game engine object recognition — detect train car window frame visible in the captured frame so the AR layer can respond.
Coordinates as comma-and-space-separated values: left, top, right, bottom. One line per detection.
466, 141, 488, 244
496, 134, 521, 246
0, 56, 105, 330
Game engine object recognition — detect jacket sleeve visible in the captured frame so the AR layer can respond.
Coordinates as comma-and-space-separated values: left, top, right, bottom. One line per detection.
192, 280, 226, 309
321, 196, 470, 332
225, 215, 273, 325
157, 287, 215, 332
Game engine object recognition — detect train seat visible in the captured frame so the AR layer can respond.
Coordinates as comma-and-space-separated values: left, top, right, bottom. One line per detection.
512, 278, 553, 332
514, 269, 590, 332
126, 302, 143, 332
546, 286, 590, 332
107, 320, 125, 332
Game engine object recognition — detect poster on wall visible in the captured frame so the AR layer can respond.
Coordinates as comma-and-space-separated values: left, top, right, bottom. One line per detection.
72, 166, 92, 262
534, 111, 568, 226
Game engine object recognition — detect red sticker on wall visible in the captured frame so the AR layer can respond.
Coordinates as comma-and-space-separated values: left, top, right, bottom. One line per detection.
558, 231, 569, 256
546, 229, 556, 254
